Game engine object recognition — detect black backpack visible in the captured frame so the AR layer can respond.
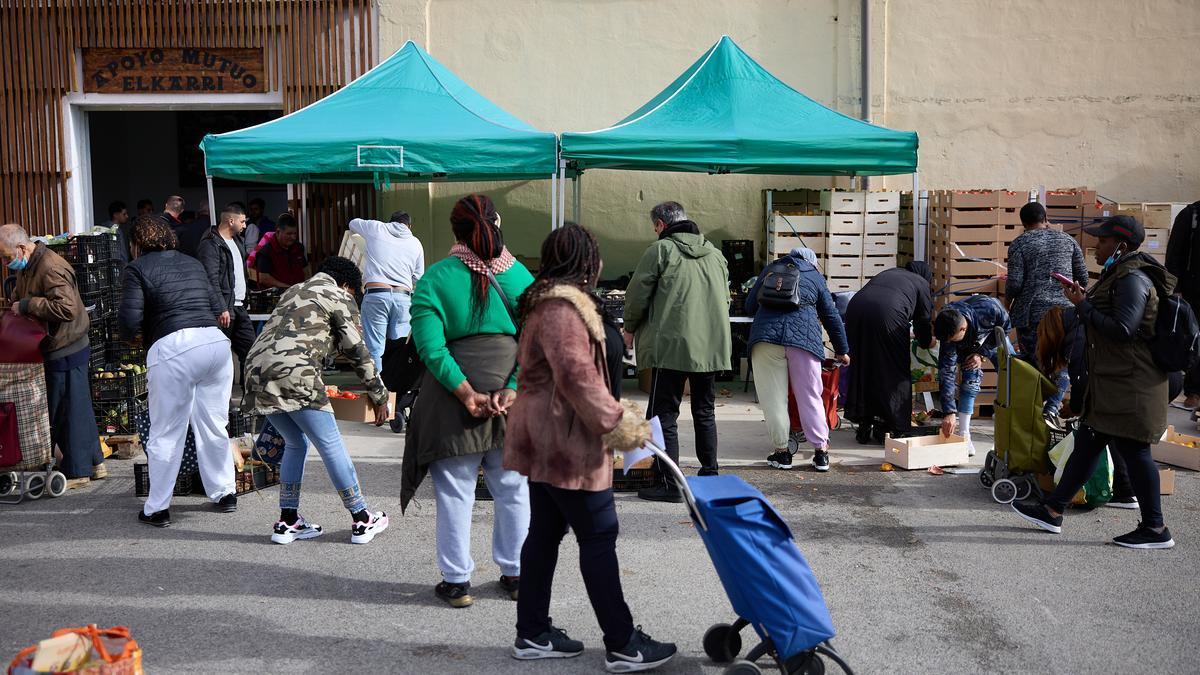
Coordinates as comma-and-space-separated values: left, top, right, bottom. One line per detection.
757, 258, 804, 311
1149, 293, 1200, 373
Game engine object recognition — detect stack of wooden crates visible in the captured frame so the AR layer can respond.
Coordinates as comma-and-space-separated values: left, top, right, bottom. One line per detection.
765, 188, 901, 291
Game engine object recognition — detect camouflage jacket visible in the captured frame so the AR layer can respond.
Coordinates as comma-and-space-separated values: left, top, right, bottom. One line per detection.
241, 273, 388, 416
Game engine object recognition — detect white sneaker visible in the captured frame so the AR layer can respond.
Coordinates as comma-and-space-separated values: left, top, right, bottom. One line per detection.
350, 511, 389, 544
271, 516, 324, 544
966, 440, 977, 457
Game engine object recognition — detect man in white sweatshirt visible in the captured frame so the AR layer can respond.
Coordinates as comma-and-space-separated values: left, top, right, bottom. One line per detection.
350, 211, 425, 374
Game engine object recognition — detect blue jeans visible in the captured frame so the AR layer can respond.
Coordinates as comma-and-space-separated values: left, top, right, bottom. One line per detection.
958, 367, 983, 414
1017, 327, 1070, 415
268, 409, 368, 513
361, 291, 412, 372
429, 449, 529, 584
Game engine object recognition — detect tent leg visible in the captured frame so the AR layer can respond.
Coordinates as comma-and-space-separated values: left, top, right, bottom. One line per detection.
205, 176, 216, 226
557, 160, 567, 230
550, 171, 558, 231
300, 183, 309, 246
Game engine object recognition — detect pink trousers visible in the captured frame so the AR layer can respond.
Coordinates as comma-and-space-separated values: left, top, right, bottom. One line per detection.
787, 347, 829, 450
753, 343, 828, 451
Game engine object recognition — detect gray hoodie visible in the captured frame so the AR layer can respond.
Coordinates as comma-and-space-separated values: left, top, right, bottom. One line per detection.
349, 218, 425, 289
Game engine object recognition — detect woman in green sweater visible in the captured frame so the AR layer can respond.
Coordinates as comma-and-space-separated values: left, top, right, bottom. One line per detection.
401, 193, 534, 608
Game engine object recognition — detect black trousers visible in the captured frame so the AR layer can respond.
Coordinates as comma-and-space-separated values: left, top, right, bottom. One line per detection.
225, 305, 256, 380
45, 350, 103, 479
647, 368, 719, 477
516, 482, 635, 651
1047, 425, 1163, 528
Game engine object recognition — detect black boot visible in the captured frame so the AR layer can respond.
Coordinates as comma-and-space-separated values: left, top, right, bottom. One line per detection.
855, 421, 873, 445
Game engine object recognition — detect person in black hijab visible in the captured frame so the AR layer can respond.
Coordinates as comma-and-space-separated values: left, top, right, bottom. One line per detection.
843, 261, 936, 443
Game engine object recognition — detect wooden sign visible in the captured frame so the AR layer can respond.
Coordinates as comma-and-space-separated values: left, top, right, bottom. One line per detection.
83, 48, 265, 94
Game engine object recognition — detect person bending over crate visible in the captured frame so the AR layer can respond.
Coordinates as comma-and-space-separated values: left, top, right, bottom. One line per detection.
119, 216, 236, 526
933, 295, 1012, 456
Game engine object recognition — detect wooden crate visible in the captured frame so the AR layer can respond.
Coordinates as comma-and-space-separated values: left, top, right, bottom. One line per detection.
826, 213, 865, 234
883, 433, 971, 469
1045, 189, 1097, 207
929, 222, 998, 245
1143, 228, 1170, 256
997, 225, 1023, 243
820, 190, 866, 214
771, 213, 825, 235
825, 256, 862, 278
770, 232, 826, 257
932, 256, 1002, 278
1143, 203, 1186, 231
939, 190, 1028, 210
929, 207, 1011, 226
930, 240, 998, 260
863, 234, 899, 256
827, 277, 863, 292
862, 256, 896, 278
827, 234, 864, 257
864, 211, 900, 234
866, 191, 901, 212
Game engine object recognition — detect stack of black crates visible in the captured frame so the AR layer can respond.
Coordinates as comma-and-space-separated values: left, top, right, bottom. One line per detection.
49, 232, 148, 437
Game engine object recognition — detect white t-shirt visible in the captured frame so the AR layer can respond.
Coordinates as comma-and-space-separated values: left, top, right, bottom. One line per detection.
349, 218, 425, 289
224, 236, 247, 303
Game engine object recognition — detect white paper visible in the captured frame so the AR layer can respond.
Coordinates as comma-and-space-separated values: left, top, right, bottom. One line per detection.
623, 417, 664, 475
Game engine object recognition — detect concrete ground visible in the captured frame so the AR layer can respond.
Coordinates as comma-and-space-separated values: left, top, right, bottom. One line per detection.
2, 387, 1197, 674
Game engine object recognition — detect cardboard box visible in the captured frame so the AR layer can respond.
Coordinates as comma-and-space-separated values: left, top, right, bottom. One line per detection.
826, 213, 865, 234
883, 433, 970, 469
330, 391, 398, 423
826, 234, 864, 257
866, 191, 901, 213
820, 190, 866, 214
1160, 467, 1176, 495
1152, 426, 1200, 470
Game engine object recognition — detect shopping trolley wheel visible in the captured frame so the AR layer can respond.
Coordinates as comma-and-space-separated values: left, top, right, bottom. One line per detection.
24, 473, 46, 500
991, 478, 1018, 504
0, 472, 17, 497
47, 471, 68, 498
704, 623, 742, 663
724, 660, 763, 675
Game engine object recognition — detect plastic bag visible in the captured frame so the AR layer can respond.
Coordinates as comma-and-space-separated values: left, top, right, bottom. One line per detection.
1048, 432, 1113, 507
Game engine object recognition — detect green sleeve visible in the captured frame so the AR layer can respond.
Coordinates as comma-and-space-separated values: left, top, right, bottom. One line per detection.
502, 264, 535, 390
410, 274, 468, 392
623, 244, 661, 334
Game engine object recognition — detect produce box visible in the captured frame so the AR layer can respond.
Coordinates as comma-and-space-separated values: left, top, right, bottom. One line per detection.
826, 234, 864, 257
769, 232, 825, 257
771, 213, 825, 235
820, 190, 866, 214
827, 278, 862, 292
863, 234, 898, 256
1142, 203, 1187, 231
134, 462, 195, 497
883, 433, 970, 469
862, 256, 896, 278
1142, 228, 1169, 256
235, 461, 280, 494
95, 397, 147, 436
47, 232, 118, 264
90, 365, 148, 400
328, 388, 397, 423
865, 191, 900, 213
1160, 467, 1176, 495
614, 467, 658, 492
614, 451, 653, 471
825, 257, 862, 278
939, 190, 1028, 210
1152, 426, 1200, 471
1045, 189, 1097, 208
826, 213, 865, 234
864, 211, 900, 234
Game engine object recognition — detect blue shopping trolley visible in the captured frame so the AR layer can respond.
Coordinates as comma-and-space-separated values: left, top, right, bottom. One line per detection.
648, 445, 853, 674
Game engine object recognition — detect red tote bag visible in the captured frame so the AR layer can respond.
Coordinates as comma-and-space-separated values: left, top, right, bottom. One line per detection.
0, 312, 47, 364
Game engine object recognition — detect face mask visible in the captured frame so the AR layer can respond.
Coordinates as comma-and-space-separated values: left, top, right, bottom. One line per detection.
7, 254, 27, 271
1103, 245, 1127, 271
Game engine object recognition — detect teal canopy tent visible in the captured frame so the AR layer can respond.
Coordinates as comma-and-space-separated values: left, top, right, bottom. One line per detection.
560, 36, 917, 177
201, 41, 558, 185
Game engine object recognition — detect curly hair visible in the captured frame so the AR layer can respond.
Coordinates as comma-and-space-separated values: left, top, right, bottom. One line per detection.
517, 223, 603, 328
317, 255, 363, 296
131, 214, 178, 253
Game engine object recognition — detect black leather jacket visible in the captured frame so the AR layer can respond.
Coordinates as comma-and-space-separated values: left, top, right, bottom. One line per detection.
118, 250, 224, 349
196, 227, 248, 312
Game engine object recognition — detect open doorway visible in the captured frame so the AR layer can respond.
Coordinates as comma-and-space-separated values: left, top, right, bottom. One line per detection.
87, 109, 287, 228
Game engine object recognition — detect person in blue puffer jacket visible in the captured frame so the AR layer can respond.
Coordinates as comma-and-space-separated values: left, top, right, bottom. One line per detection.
745, 248, 850, 472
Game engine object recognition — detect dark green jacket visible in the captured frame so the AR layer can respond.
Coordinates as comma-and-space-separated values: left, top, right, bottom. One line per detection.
624, 225, 732, 373
1079, 252, 1176, 443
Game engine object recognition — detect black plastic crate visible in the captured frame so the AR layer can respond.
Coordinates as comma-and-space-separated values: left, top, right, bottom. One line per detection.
80, 289, 107, 318
235, 463, 280, 495
88, 346, 106, 372
613, 467, 658, 493
86, 316, 108, 351
90, 368, 147, 401
107, 343, 145, 367
247, 289, 283, 314
721, 239, 756, 287
95, 397, 147, 436
106, 262, 125, 310
227, 409, 261, 438
600, 293, 625, 321
134, 462, 195, 498
73, 263, 110, 296
48, 233, 118, 265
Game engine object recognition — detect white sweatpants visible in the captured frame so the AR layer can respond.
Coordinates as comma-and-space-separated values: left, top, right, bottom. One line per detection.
143, 327, 236, 515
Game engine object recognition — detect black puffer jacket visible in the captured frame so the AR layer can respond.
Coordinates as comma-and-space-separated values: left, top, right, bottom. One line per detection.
118, 250, 225, 349
196, 226, 248, 312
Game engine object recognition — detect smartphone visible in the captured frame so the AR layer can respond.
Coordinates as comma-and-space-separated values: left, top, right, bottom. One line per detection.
1050, 272, 1073, 286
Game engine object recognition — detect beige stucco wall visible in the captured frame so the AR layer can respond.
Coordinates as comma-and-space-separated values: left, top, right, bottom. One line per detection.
376, 0, 1200, 276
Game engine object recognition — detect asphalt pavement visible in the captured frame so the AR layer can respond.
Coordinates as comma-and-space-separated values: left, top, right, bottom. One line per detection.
1, 394, 1197, 674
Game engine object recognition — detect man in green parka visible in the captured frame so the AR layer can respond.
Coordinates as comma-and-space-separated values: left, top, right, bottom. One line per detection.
1012, 215, 1177, 549
624, 201, 731, 502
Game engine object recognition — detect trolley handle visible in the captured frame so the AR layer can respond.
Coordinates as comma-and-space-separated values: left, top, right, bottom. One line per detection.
645, 442, 709, 532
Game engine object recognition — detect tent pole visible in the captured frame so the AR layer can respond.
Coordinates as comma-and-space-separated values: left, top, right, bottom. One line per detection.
205, 176, 216, 227
572, 173, 581, 223
550, 171, 558, 231
558, 160, 567, 229
912, 171, 924, 262
300, 183, 309, 246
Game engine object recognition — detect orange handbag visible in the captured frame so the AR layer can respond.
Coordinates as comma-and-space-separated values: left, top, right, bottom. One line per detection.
8, 625, 142, 675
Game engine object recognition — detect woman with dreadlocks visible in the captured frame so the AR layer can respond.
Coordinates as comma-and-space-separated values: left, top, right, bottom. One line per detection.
503, 223, 677, 672
402, 193, 534, 608
118, 215, 236, 527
